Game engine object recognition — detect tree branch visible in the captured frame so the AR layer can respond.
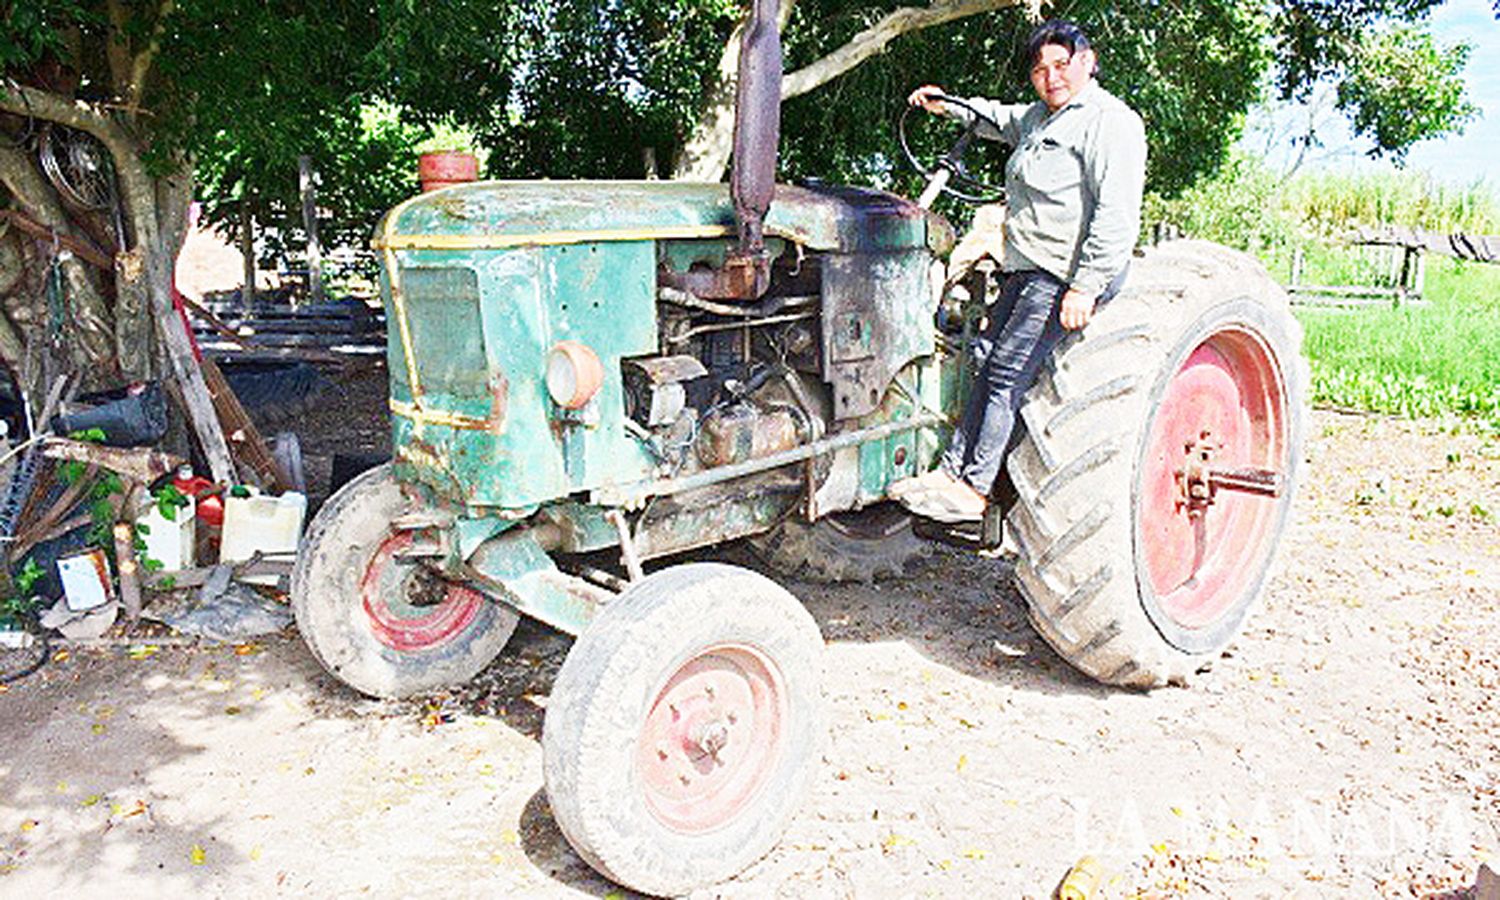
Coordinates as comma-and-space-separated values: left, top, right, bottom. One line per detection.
105, 0, 133, 97
126, 0, 177, 113
674, 0, 797, 180
783, 0, 1034, 100
674, 0, 1043, 180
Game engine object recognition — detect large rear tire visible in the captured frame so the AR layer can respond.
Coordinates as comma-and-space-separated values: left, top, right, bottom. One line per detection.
291, 464, 518, 698
749, 503, 928, 583
543, 563, 823, 896
1007, 241, 1307, 688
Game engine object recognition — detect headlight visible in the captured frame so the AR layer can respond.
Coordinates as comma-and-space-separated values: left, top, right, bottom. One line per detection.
546, 340, 604, 410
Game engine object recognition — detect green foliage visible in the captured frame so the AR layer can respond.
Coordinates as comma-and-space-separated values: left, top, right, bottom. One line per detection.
1295, 254, 1500, 422
1, 558, 45, 620
1279, 170, 1497, 238
1142, 153, 1292, 251
153, 483, 189, 523
1150, 158, 1500, 423
1337, 26, 1476, 160
774, 0, 1273, 201
0, 1, 92, 71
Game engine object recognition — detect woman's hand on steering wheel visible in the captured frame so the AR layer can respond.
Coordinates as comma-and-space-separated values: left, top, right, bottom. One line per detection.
900, 88, 1006, 207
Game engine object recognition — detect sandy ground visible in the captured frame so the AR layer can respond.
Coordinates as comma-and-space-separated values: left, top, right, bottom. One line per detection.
0, 409, 1496, 899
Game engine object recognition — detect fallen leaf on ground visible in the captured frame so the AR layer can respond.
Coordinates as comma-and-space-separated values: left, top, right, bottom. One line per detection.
882, 832, 916, 851
190, 844, 206, 865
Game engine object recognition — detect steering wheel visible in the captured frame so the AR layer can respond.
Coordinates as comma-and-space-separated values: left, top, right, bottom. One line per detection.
899, 94, 1007, 207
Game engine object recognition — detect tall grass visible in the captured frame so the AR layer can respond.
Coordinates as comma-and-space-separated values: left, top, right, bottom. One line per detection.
1146, 157, 1500, 424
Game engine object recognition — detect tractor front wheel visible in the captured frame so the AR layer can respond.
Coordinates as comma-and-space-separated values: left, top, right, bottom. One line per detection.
542, 563, 823, 896
291, 464, 518, 698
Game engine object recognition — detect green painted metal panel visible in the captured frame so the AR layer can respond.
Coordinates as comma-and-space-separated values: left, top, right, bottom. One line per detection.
389, 240, 661, 510
381, 181, 932, 254
856, 357, 949, 502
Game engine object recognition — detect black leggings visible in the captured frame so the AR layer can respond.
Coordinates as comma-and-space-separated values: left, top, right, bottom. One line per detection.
941, 267, 1124, 494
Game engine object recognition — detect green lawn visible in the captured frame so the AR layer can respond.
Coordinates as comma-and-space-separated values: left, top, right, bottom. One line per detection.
1286, 254, 1500, 423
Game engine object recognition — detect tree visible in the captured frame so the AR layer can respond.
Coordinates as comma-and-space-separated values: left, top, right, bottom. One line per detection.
492, 0, 1463, 199
0, 1, 522, 476
0, 2, 394, 476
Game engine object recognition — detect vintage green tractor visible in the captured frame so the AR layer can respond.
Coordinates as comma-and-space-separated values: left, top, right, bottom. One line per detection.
290, 2, 1305, 894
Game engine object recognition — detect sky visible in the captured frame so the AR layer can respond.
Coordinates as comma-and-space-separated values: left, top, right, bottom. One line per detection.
1249, 0, 1500, 187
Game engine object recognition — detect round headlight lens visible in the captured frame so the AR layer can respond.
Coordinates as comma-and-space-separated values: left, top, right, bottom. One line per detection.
545, 341, 604, 410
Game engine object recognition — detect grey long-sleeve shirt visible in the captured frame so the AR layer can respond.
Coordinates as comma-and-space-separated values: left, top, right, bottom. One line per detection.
950, 82, 1147, 297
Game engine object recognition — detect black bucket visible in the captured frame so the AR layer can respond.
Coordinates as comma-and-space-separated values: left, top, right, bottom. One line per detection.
52, 382, 168, 447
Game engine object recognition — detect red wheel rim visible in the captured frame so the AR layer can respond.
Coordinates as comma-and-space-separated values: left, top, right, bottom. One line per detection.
635, 645, 787, 834
1138, 327, 1287, 633
361, 532, 484, 652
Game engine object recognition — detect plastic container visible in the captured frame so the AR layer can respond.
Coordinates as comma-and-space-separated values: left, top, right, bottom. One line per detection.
57, 547, 113, 612
417, 151, 479, 193
1057, 855, 1102, 900
219, 488, 307, 585
172, 466, 223, 528
52, 382, 167, 447
137, 494, 196, 571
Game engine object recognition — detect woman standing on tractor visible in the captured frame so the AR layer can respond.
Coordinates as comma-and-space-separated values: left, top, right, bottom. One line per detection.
895, 19, 1147, 522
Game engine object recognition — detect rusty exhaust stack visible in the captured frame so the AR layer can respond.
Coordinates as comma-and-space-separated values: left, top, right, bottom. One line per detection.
729, 0, 781, 291
661, 0, 781, 300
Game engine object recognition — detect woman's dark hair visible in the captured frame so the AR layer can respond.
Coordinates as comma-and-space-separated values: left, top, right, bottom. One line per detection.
1026, 19, 1099, 76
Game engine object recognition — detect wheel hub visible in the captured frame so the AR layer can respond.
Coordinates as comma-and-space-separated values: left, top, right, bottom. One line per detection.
1139, 328, 1289, 639
361, 531, 485, 652
636, 645, 785, 833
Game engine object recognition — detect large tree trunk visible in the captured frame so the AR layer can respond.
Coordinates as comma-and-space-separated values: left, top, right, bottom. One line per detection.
0, 83, 235, 482
672, 0, 1037, 182
0, 144, 118, 388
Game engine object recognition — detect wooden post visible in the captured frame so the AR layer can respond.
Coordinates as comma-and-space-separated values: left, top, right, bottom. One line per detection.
240, 198, 257, 306
298, 156, 323, 308
1290, 246, 1304, 289
113, 519, 141, 620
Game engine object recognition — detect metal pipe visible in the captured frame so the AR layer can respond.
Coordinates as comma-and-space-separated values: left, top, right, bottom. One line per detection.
666, 311, 814, 344
595, 412, 945, 506
607, 509, 645, 582
731, 0, 782, 259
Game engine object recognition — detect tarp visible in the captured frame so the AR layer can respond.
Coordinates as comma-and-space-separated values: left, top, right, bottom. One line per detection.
1350, 225, 1500, 263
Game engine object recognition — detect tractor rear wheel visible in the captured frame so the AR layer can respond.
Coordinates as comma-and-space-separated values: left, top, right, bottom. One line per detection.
543, 563, 823, 896
291, 464, 519, 698
750, 503, 928, 583
1007, 241, 1307, 688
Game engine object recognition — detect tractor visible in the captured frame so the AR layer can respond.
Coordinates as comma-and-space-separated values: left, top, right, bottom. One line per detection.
290, 1, 1306, 894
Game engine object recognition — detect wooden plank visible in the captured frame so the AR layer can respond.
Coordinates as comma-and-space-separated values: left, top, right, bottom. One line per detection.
199, 357, 288, 492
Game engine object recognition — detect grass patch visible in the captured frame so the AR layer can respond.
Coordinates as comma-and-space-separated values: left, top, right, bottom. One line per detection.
1148, 158, 1500, 422
1294, 256, 1500, 421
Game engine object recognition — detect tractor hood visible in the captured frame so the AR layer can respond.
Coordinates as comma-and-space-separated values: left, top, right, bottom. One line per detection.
374, 180, 953, 256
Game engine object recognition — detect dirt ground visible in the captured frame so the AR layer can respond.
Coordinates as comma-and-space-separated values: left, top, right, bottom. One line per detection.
0, 362, 1496, 897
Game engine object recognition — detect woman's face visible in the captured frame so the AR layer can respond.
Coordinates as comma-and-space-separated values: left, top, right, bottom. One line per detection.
1030, 43, 1095, 111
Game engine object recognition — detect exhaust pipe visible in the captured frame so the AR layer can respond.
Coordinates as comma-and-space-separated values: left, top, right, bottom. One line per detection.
731, 0, 782, 269
661, 0, 781, 300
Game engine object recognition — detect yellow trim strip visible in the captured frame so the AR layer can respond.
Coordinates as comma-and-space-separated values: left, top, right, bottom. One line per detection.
373, 223, 735, 251
389, 398, 493, 431
383, 246, 424, 399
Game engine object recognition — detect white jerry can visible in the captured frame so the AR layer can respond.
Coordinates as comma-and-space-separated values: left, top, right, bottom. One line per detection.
219, 488, 308, 585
